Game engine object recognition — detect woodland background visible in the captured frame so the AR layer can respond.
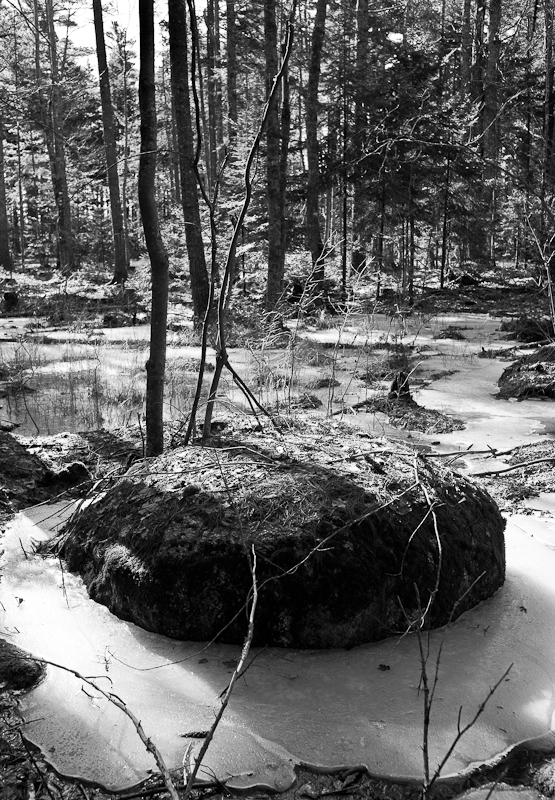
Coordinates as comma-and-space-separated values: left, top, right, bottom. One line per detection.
1, 0, 554, 306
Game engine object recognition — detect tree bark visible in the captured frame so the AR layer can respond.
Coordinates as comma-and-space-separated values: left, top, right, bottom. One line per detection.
279, 58, 290, 279
226, 0, 238, 145
265, 0, 284, 309
206, 0, 224, 186
471, 1, 486, 120
138, 0, 170, 456
460, 0, 472, 97
0, 108, 13, 273
544, 0, 555, 187
482, 0, 501, 164
44, 0, 75, 273
306, 0, 327, 281
481, 0, 502, 263
351, 0, 369, 274
93, 0, 128, 283
168, 0, 210, 324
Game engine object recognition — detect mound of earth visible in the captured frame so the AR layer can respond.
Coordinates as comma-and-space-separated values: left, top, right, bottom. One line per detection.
498, 344, 555, 399
55, 421, 505, 649
0, 432, 90, 516
348, 397, 465, 434
500, 314, 554, 343
481, 440, 555, 510
0, 640, 46, 691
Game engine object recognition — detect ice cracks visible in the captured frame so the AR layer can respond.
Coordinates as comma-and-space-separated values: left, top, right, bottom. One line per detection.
1, 503, 555, 792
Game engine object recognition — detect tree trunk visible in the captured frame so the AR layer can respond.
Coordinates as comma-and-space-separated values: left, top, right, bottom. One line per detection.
440, 153, 451, 288
0, 108, 13, 273
544, 0, 555, 187
206, 0, 224, 181
44, 0, 75, 273
138, 0, 170, 456
226, 0, 238, 145
471, 1, 486, 120
351, 0, 369, 274
481, 0, 502, 264
278, 57, 290, 282
112, 26, 132, 263
93, 0, 128, 283
483, 0, 501, 162
168, 0, 210, 324
265, 0, 284, 309
305, 0, 327, 281
460, 0, 472, 97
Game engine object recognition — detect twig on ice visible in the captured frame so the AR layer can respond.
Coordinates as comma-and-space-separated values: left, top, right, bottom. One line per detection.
182, 545, 259, 798
472, 456, 555, 477
25, 657, 180, 800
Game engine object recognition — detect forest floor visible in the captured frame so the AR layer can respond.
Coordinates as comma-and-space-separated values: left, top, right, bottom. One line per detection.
1, 264, 555, 800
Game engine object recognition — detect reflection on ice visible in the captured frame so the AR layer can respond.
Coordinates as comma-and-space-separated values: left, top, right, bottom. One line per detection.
1, 504, 555, 791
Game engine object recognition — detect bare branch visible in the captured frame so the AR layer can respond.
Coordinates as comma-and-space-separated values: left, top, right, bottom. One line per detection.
26, 658, 180, 800
182, 545, 259, 798
472, 456, 555, 477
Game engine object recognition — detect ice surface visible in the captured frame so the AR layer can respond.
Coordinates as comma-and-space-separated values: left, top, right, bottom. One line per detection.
460, 789, 544, 800
1, 505, 555, 791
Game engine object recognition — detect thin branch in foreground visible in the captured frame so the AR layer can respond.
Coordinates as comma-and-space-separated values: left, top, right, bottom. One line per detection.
182, 545, 259, 798
426, 663, 513, 795
200, 0, 298, 441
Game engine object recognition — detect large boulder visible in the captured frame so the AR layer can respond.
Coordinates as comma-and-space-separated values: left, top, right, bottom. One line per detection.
59, 423, 506, 648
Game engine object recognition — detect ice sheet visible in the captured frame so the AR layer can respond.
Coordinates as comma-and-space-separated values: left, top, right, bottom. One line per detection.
1, 505, 555, 791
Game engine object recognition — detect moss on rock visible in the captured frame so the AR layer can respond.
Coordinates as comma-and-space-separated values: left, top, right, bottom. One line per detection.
0, 639, 46, 691
58, 423, 506, 648
498, 345, 555, 399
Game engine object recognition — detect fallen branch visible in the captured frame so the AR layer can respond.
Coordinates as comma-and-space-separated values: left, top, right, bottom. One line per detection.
26, 658, 180, 800
472, 456, 555, 477
424, 447, 517, 459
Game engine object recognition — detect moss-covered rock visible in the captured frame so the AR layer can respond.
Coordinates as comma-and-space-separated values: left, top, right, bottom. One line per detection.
58, 423, 506, 648
0, 639, 46, 691
0, 432, 91, 514
498, 345, 555, 399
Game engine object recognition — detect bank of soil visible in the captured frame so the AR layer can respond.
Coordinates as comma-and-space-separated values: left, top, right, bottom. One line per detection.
498, 345, 555, 399
480, 439, 555, 510
346, 396, 465, 434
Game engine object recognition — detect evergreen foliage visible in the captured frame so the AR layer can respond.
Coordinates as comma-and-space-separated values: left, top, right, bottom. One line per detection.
0, 0, 554, 296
